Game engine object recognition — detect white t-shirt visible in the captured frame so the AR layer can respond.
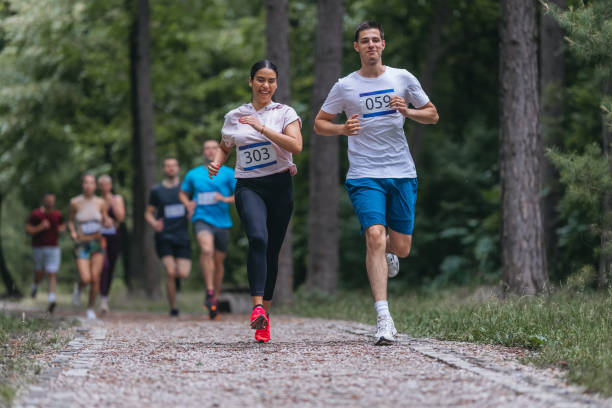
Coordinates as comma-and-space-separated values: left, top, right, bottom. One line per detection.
321, 66, 429, 179
222, 102, 301, 178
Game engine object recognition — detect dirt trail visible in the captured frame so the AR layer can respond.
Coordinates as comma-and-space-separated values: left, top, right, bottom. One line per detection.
14, 311, 611, 408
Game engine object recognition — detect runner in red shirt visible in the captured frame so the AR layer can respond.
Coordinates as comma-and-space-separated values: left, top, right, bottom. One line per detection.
26, 193, 65, 313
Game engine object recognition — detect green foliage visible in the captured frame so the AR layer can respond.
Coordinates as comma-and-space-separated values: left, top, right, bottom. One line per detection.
548, 143, 612, 220
545, 0, 612, 276
0, 0, 609, 291
285, 285, 612, 396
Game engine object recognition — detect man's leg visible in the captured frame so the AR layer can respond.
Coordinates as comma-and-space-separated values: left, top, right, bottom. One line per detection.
365, 224, 389, 302
31, 248, 45, 297
175, 257, 192, 280
46, 247, 60, 307
48, 273, 57, 300
161, 256, 178, 310
387, 229, 412, 258
197, 231, 215, 293
213, 251, 226, 298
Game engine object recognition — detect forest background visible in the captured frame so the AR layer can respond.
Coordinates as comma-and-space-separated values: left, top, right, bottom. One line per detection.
0, 0, 609, 298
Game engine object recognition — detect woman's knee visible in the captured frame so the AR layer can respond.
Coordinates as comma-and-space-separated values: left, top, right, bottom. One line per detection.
248, 232, 268, 251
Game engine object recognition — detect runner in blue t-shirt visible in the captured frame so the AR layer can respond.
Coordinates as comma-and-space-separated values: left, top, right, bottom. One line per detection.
180, 140, 236, 320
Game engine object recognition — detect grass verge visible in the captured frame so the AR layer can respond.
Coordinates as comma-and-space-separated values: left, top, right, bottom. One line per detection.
0, 311, 74, 406
281, 284, 612, 397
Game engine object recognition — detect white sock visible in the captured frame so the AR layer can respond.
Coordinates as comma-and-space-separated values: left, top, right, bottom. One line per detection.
101, 296, 108, 302
32, 283, 38, 290
374, 300, 391, 318
48, 292, 55, 302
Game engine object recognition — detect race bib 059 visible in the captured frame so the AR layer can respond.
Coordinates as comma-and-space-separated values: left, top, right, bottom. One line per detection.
359, 89, 397, 118
238, 141, 277, 171
197, 192, 217, 206
164, 204, 185, 219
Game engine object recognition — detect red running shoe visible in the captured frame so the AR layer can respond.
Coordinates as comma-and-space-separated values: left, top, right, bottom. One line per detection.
250, 305, 268, 330
255, 314, 270, 343
204, 292, 218, 320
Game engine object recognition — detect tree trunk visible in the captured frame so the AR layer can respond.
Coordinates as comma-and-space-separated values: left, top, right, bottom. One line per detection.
599, 78, 611, 289
266, 0, 293, 304
306, 0, 344, 294
0, 194, 22, 298
410, 0, 449, 165
128, 0, 159, 297
499, 0, 548, 295
539, 0, 565, 278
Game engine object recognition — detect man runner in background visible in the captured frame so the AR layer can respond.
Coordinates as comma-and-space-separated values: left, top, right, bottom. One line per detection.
180, 140, 236, 320
145, 158, 192, 317
314, 21, 438, 345
26, 193, 65, 313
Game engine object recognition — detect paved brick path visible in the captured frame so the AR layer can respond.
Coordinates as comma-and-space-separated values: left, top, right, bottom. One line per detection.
14, 312, 611, 408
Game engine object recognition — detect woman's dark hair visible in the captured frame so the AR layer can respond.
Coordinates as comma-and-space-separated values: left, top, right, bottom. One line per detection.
354, 20, 384, 42
250, 59, 278, 80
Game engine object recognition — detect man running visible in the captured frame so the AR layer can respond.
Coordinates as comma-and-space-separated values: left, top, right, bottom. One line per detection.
26, 193, 65, 313
314, 21, 439, 345
145, 157, 192, 317
180, 140, 236, 320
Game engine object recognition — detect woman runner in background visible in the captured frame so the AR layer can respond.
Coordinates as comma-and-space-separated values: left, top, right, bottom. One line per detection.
97, 175, 125, 314
69, 173, 109, 320
208, 60, 302, 343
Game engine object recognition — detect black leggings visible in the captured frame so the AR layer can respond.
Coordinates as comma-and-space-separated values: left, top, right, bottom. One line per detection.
235, 171, 293, 300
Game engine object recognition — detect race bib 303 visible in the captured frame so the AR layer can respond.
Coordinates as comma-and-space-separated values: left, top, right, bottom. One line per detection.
164, 204, 185, 219
197, 192, 217, 206
238, 141, 278, 171
359, 89, 397, 118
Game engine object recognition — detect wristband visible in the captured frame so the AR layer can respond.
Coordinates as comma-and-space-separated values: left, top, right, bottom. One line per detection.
260, 125, 266, 134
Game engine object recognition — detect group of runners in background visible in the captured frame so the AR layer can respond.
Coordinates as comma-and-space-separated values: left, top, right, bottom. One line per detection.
25, 21, 438, 345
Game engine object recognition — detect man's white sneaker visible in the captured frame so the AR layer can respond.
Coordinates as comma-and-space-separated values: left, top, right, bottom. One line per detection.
100, 297, 109, 314
375, 315, 398, 345
386, 253, 400, 278
72, 283, 80, 306
86, 309, 97, 320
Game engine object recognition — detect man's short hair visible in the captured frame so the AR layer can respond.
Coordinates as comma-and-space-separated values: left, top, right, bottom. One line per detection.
203, 139, 219, 154
97, 174, 112, 184
163, 157, 178, 165
354, 20, 384, 42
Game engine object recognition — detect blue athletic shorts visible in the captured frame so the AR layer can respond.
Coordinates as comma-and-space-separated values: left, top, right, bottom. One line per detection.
344, 178, 418, 235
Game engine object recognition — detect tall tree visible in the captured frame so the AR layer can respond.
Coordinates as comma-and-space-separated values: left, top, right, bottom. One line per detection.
0, 194, 21, 297
306, 0, 344, 294
266, 0, 293, 304
546, 0, 612, 288
499, 0, 548, 295
539, 0, 565, 277
128, 0, 159, 297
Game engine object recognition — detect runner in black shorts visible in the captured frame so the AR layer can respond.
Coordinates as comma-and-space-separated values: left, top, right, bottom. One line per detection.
180, 140, 236, 320
145, 158, 192, 317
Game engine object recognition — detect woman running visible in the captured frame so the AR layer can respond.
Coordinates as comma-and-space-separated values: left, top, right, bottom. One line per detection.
68, 173, 109, 320
97, 175, 125, 314
208, 59, 302, 343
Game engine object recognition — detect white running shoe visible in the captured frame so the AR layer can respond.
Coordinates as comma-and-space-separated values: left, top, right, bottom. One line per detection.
375, 315, 398, 345
386, 253, 400, 278
100, 297, 109, 314
72, 283, 80, 306
86, 309, 97, 320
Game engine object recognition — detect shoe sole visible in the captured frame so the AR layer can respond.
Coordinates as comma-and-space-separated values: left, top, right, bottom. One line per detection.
375, 336, 395, 346
250, 314, 267, 330
204, 303, 218, 320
